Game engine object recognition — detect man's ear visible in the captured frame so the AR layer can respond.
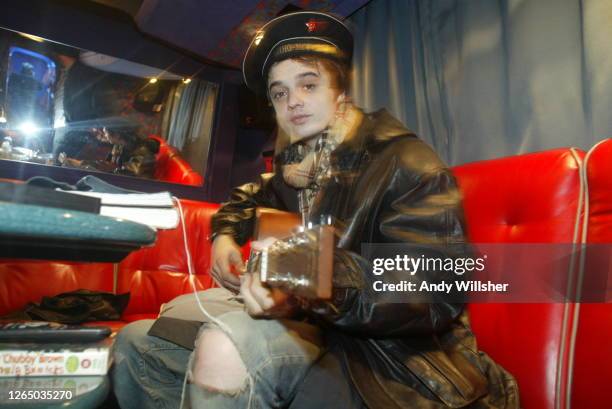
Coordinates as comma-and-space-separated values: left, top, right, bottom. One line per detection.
335, 92, 349, 117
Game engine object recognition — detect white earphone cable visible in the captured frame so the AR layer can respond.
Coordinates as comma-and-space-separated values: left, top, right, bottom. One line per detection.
173, 197, 237, 408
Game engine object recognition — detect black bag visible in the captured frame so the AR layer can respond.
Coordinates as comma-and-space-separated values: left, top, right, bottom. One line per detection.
3, 289, 130, 324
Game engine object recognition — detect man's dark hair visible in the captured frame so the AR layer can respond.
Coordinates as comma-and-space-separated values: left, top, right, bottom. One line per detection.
266, 55, 351, 99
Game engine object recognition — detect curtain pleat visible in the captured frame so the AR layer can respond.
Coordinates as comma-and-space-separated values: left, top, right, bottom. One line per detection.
350, 0, 612, 165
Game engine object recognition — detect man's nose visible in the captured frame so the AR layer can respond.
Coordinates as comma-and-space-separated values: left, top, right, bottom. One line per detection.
287, 91, 303, 110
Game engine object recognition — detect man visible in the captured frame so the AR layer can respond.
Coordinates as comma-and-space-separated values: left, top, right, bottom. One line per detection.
113, 11, 518, 409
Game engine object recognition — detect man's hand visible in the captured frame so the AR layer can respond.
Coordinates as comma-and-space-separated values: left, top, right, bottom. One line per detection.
241, 273, 294, 318
211, 234, 243, 289
240, 237, 295, 318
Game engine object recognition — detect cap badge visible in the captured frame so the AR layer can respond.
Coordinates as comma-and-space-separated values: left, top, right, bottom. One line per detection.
305, 19, 328, 33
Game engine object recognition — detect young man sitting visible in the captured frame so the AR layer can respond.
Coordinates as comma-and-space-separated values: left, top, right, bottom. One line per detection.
113, 11, 519, 409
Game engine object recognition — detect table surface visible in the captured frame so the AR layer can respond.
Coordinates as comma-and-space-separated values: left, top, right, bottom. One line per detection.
0, 202, 156, 262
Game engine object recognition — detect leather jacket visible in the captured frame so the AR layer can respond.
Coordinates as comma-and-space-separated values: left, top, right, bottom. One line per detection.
212, 109, 519, 408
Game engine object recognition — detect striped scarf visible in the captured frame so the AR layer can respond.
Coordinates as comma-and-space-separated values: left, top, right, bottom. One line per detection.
280, 105, 362, 220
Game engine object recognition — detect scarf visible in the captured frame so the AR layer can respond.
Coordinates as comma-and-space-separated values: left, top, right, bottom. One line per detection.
280, 104, 363, 219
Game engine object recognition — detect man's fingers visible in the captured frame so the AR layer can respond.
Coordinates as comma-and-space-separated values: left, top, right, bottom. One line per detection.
229, 250, 245, 271
240, 274, 264, 316
248, 274, 276, 311
213, 258, 240, 286
217, 256, 231, 276
250, 237, 277, 251
224, 272, 241, 286
210, 261, 221, 280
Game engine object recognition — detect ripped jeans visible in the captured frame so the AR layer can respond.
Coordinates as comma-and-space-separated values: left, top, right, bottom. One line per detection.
185, 309, 324, 409
113, 287, 325, 409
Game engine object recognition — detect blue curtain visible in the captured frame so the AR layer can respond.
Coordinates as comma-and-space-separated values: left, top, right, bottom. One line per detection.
162, 79, 218, 173
164, 79, 218, 151
350, 0, 612, 165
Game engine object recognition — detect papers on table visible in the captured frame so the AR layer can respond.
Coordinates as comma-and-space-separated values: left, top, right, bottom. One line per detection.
64, 191, 179, 230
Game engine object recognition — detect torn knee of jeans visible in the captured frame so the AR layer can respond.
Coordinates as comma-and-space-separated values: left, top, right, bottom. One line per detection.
189, 328, 249, 394
190, 376, 250, 397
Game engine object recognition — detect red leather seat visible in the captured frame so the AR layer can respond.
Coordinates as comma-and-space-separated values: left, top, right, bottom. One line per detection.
0, 199, 234, 329
1, 146, 609, 409
148, 135, 204, 186
453, 147, 585, 409
116, 200, 219, 321
569, 139, 612, 409
161, 152, 204, 186
0, 261, 114, 316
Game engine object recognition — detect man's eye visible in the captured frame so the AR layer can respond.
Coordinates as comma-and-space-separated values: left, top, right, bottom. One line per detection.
272, 91, 286, 100
304, 83, 317, 91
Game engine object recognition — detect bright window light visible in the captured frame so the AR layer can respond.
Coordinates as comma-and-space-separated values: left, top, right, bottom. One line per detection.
54, 116, 65, 129
18, 121, 38, 135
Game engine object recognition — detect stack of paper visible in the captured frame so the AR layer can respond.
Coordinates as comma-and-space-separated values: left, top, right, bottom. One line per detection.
65, 191, 179, 230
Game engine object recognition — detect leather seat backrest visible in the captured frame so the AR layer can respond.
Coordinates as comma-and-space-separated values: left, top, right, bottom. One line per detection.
163, 153, 204, 186
148, 135, 204, 186
452, 147, 585, 409
116, 200, 219, 316
0, 261, 114, 316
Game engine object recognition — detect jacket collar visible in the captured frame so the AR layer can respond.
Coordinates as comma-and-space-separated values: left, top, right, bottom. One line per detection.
274, 108, 416, 169
332, 108, 416, 161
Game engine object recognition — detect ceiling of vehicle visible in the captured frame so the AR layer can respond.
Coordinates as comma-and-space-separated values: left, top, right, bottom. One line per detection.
92, 0, 369, 69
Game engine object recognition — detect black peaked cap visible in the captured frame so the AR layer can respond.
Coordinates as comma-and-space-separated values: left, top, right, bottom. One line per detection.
242, 11, 353, 94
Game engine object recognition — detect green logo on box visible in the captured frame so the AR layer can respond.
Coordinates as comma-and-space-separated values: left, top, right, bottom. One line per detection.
66, 356, 79, 373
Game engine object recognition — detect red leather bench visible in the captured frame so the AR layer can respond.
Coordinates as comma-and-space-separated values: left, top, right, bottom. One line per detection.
568, 139, 612, 408
454, 147, 585, 409
116, 200, 218, 322
0, 201, 216, 333
0, 200, 220, 329
0, 261, 115, 318
1, 144, 611, 408
148, 135, 204, 186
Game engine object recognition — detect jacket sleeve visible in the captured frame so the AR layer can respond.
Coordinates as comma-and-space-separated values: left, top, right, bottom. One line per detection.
211, 173, 284, 246
310, 150, 470, 338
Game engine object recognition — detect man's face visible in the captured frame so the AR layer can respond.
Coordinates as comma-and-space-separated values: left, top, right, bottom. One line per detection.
267, 58, 343, 145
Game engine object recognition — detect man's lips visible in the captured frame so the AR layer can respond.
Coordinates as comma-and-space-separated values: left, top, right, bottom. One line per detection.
290, 114, 311, 125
